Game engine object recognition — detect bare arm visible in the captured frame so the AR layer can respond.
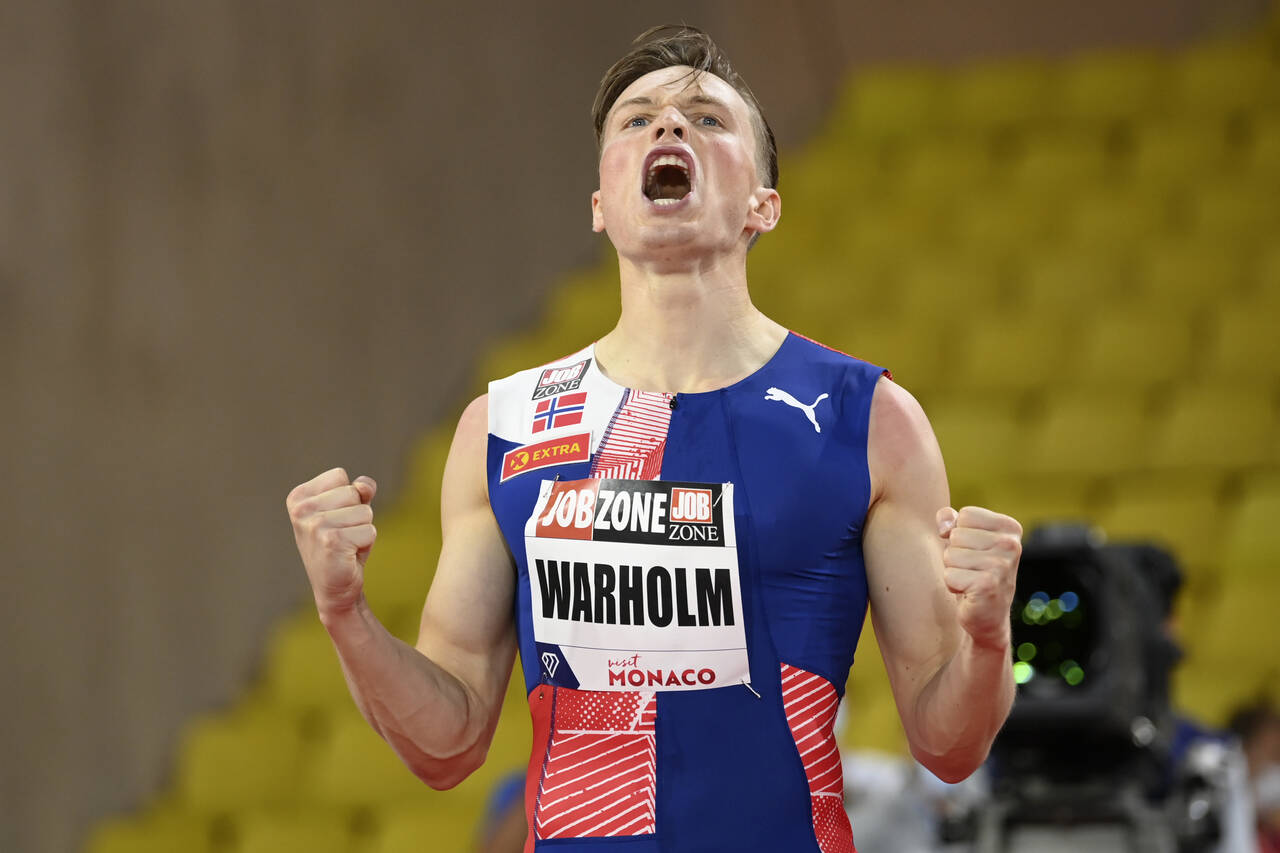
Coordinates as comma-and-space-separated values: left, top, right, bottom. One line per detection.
863, 377, 1020, 783
285, 394, 516, 789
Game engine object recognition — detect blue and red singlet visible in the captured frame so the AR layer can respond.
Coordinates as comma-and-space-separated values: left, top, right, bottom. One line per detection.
486, 332, 887, 852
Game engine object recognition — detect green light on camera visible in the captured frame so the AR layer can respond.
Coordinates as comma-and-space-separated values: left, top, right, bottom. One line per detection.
1013, 661, 1034, 684
1059, 659, 1085, 686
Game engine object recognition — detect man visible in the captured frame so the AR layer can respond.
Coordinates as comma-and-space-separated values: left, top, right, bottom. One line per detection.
286, 25, 1021, 853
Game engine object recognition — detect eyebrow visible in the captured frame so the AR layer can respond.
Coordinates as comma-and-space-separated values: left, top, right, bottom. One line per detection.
612, 92, 733, 115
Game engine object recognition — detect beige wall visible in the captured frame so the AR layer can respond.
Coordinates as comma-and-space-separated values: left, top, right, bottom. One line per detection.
0, 1, 1265, 851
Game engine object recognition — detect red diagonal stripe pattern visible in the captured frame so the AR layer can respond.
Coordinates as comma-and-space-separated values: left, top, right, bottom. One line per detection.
534, 689, 657, 839
781, 663, 854, 853
530, 383, 671, 841
590, 390, 671, 480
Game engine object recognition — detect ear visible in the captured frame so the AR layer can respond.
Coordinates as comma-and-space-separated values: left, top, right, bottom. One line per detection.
746, 187, 781, 235
591, 189, 606, 233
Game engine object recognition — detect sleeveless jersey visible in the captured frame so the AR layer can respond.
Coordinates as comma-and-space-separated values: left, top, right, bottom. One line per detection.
486, 332, 887, 853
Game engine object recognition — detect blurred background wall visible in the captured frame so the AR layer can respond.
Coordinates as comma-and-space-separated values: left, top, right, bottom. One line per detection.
0, 1, 1268, 851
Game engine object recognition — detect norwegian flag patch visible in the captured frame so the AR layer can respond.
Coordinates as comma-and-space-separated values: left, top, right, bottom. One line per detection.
532, 392, 587, 433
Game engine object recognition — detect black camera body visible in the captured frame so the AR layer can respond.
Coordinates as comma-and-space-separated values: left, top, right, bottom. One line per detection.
992, 525, 1183, 793
961, 525, 1202, 853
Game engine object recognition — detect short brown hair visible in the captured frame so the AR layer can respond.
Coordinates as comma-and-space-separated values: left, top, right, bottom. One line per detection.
592, 25, 779, 190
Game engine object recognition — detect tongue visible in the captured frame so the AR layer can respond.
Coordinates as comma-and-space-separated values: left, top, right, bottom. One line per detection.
648, 165, 690, 200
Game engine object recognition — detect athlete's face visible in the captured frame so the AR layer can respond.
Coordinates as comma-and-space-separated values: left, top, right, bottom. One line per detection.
591, 66, 780, 264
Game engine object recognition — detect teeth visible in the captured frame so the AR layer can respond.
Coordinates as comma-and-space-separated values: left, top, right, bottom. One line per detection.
652, 198, 681, 206
647, 154, 689, 177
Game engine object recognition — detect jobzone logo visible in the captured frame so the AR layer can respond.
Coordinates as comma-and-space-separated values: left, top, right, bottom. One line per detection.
532, 359, 591, 399
535, 479, 725, 546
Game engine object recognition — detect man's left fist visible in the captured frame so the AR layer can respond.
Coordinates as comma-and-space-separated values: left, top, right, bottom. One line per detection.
937, 506, 1023, 651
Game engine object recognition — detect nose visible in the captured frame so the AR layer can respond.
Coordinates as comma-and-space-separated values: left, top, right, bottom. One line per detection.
652, 106, 687, 142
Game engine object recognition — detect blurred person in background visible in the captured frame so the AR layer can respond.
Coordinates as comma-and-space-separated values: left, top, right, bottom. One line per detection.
286, 25, 1024, 852
477, 771, 526, 853
1230, 701, 1280, 853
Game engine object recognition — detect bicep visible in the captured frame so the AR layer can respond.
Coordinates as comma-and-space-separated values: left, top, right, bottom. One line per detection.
863, 379, 959, 709
416, 394, 518, 720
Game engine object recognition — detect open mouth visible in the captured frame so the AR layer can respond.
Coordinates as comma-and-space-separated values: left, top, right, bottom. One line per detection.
644, 154, 693, 206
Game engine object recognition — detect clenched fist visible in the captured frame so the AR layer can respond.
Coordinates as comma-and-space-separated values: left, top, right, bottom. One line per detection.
286, 467, 379, 614
937, 506, 1022, 651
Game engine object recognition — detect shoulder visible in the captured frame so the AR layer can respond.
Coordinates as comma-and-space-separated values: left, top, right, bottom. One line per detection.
487, 344, 594, 440
786, 330, 889, 377
446, 393, 490, 474
455, 393, 489, 444
868, 376, 946, 502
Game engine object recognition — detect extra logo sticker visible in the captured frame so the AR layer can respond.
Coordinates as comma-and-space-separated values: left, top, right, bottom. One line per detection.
532, 391, 586, 434
500, 432, 591, 482
532, 358, 591, 400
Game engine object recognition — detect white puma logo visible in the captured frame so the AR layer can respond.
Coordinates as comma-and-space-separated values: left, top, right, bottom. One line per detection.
764, 387, 829, 434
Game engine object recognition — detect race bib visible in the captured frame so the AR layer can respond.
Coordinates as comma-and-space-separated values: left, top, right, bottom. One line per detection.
523, 478, 750, 692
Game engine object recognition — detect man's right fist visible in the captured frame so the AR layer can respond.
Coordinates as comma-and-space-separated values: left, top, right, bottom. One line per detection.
286, 467, 378, 614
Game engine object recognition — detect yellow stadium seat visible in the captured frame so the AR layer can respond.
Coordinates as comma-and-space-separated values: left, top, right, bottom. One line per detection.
1056, 50, 1170, 122
841, 620, 908, 755
891, 135, 994, 202
945, 59, 1056, 131
830, 66, 946, 140
844, 198, 950, 262
1127, 119, 1233, 190
488, 670, 534, 770
1224, 476, 1280, 577
174, 708, 306, 812
396, 425, 453, 520
1065, 187, 1174, 256
84, 811, 212, 853
1183, 577, 1280, 678
1134, 237, 1248, 314
928, 398, 1029, 499
1205, 301, 1280, 382
1249, 115, 1280, 185
770, 269, 899, 352
1006, 130, 1112, 193
1022, 391, 1151, 479
1174, 652, 1273, 728
1011, 249, 1130, 318
1169, 38, 1278, 116
1096, 474, 1226, 578
475, 334, 575, 394
308, 712, 434, 809
1148, 385, 1277, 471
781, 138, 888, 215
842, 317, 947, 401
1255, 243, 1280, 307
230, 809, 354, 853
307, 711, 499, 844
1072, 307, 1197, 390
981, 477, 1099, 531
949, 312, 1073, 397
1186, 179, 1280, 250
950, 188, 1061, 258
360, 516, 436, 625
369, 800, 490, 853
893, 251, 1009, 325
263, 610, 353, 711
539, 268, 619, 345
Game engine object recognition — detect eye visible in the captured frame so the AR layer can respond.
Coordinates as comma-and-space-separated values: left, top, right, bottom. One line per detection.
699, 115, 721, 127
626, 116, 649, 128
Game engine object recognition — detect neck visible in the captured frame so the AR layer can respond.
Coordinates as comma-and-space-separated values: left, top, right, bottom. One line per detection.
595, 251, 787, 393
